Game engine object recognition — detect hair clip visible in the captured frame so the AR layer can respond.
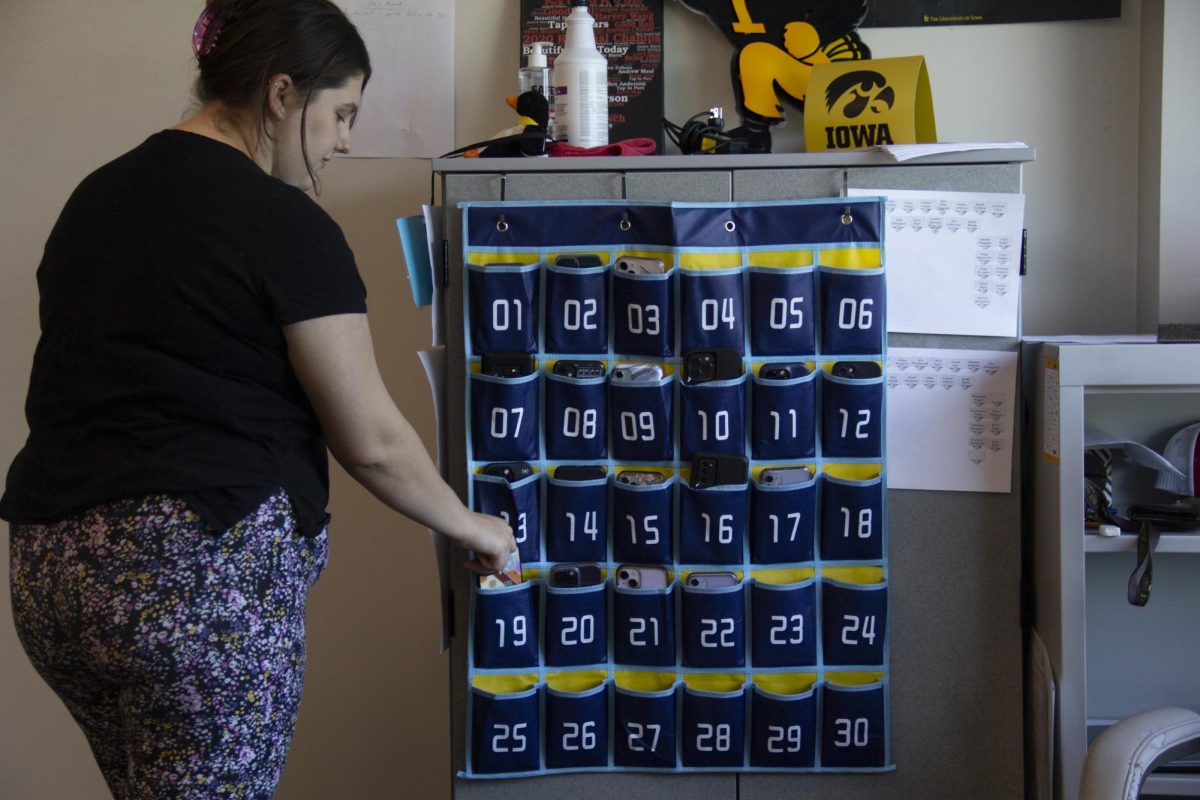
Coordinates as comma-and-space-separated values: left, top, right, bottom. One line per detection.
192, 6, 224, 58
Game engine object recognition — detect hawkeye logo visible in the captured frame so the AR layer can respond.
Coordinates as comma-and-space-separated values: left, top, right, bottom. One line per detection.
823, 70, 896, 149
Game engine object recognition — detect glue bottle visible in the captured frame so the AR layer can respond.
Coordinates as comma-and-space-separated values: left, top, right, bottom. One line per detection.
552, 0, 608, 147
519, 41, 555, 141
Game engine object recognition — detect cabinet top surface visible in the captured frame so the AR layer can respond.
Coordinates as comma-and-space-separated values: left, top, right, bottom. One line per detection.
1037, 341, 1200, 388
432, 148, 1035, 173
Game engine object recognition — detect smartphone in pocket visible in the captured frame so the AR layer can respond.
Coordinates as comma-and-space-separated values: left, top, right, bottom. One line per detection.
617, 469, 665, 486
683, 349, 743, 385
759, 362, 810, 380
478, 549, 523, 589
690, 452, 749, 488
615, 564, 669, 589
482, 462, 534, 482
554, 253, 604, 269
612, 363, 664, 382
481, 352, 536, 377
685, 571, 738, 589
831, 360, 882, 379
548, 563, 604, 588
552, 360, 606, 378
554, 465, 607, 482
760, 466, 812, 486
616, 256, 665, 274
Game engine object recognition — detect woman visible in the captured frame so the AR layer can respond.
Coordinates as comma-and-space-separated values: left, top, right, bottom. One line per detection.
1, 1, 513, 797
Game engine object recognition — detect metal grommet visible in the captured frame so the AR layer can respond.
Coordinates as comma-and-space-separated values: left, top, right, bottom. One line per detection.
496, 214, 509, 233
840, 208, 853, 226
724, 220, 736, 232
619, 213, 632, 232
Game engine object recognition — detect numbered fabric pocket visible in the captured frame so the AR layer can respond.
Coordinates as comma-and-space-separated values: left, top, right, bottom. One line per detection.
680, 268, 745, 354
752, 371, 816, 460
470, 371, 540, 462
749, 266, 815, 356
821, 679, 888, 768
544, 582, 608, 667
467, 263, 539, 356
611, 478, 674, 564
681, 581, 746, 669
470, 681, 541, 774
473, 472, 541, 566
679, 376, 746, 460
679, 482, 748, 565
821, 577, 888, 666
750, 477, 816, 565
545, 475, 608, 562
821, 370, 883, 459
751, 578, 817, 668
750, 677, 817, 768
544, 371, 608, 461
612, 270, 674, 357
614, 678, 678, 769
472, 582, 538, 669
613, 584, 676, 667
820, 474, 884, 562
819, 265, 884, 356
609, 375, 674, 462
544, 262, 607, 354
681, 679, 747, 768
544, 677, 609, 770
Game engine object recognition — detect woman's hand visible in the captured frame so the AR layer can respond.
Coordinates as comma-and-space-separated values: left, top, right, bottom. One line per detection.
459, 512, 517, 575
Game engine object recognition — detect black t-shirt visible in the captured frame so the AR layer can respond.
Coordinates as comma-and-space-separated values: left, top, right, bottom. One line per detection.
0, 130, 366, 536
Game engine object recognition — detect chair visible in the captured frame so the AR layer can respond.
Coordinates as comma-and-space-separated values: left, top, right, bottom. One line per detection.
1080, 706, 1200, 800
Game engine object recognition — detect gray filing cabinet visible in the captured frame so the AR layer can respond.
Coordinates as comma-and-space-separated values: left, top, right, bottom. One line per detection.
1029, 342, 1200, 800
434, 150, 1033, 800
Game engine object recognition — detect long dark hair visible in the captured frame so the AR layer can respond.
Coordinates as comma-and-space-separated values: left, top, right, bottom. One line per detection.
194, 0, 371, 190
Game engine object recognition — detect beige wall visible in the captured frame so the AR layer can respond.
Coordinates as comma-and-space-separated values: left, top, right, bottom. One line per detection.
0, 1, 1149, 798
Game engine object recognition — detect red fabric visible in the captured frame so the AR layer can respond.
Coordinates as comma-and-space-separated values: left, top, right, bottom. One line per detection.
548, 138, 658, 157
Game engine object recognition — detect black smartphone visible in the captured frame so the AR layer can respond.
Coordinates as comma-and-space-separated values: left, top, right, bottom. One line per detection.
554, 253, 604, 269
760, 362, 810, 380
683, 349, 743, 385
831, 360, 882, 379
482, 462, 534, 482
552, 360, 606, 378
690, 452, 749, 488
480, 352, 536, 377
554, 465, 607, 481
548, 563, 603, 588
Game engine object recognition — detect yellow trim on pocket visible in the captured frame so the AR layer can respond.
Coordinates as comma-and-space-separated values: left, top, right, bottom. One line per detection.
821, 463, 882, 481
546, 671, 608, 693
615, 671, 676, 692
468, 253, 540, 266
821, 566, 885, 585
683, 673, 745, 693
827, 672, 885, 687
752, 568, 816, 585
473, 673, 539, 694
747, 250, 814, 268
819, 248, 882, 269
753, 673, 818, 695
679, 251, 742, 269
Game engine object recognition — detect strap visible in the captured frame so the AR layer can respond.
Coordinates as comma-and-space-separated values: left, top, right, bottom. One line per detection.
1126, 519, 1160, 607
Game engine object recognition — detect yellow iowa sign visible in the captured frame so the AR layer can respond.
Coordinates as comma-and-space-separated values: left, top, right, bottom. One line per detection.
804, 56, 936, 152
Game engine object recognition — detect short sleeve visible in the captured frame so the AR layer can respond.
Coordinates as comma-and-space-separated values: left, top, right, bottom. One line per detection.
259, 188, 368, 325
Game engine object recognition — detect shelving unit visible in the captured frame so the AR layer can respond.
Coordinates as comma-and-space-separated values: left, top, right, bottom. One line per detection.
1029, 341, 1200, 800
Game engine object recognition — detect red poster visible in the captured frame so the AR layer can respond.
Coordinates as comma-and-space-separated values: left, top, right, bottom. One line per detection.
522, 0, 665, 150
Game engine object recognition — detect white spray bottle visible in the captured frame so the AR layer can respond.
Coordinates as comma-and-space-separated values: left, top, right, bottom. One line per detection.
519, 41, 555, 140
552, 1, 608, 147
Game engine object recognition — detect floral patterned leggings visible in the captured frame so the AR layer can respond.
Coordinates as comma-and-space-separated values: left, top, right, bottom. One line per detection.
8, 490, 328, 799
